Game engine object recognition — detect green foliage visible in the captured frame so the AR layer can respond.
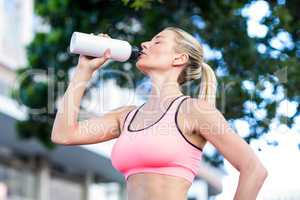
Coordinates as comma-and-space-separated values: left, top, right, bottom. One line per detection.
12, 0, 300, 167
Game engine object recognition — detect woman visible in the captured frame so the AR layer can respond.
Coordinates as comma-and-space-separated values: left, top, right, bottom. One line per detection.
51, 27, 268, 200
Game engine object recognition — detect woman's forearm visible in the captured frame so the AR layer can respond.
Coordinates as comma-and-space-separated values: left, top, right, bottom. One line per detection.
233, 164, 268, 200
51, 67, 93, 143
51, 43, 111, 144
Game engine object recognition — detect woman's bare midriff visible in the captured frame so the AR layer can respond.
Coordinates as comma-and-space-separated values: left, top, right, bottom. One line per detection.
126, 172, 192, 200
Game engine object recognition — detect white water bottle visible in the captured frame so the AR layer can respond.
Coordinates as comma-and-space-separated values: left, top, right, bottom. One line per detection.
69, 32, 141, 62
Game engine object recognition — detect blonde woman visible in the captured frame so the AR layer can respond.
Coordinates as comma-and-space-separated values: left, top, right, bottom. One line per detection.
51, 27, 267, 200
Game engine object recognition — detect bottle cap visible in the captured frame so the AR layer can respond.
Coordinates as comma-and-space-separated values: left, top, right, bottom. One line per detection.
129, 46, 142, 61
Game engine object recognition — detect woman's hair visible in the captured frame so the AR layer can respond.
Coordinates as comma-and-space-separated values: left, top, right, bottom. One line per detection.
164, 26, 218, 107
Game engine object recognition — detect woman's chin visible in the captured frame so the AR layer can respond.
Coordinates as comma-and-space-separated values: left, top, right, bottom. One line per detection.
136, 60, 145, 68
135, 62, 148, 75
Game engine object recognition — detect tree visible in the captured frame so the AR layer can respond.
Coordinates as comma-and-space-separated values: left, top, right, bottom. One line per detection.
11, 0, 299, 167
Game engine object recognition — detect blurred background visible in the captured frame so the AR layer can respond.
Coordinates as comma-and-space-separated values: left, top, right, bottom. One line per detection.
0, 0, 299, 199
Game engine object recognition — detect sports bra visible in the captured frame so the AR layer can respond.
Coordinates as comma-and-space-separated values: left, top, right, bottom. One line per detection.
110, 95, 202, 184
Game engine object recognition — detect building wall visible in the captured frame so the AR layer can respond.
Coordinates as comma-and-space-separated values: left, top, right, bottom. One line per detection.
0, 0, 33, 69
0, 65, 16, 96
0, 155, 87, 200
0, 1, 124, 199
0, 161, 36, 200
50, 175, 83, 200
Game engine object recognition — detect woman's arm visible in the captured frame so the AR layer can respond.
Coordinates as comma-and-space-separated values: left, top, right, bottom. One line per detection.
51, 55, 115, 144
51, 33, 119, 144
189, 99, 268, 200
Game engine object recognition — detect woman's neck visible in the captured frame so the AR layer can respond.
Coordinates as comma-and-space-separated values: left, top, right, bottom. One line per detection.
145, 73, 184, 108
145, 89, 183, 110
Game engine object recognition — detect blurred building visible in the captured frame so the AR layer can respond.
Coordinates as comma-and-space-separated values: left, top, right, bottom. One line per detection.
0, 1, 125, 199
0, 112, 126, 200
0, 0, 224, 199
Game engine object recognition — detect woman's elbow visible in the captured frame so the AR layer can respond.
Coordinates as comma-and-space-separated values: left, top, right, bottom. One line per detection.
51, 137, 74, 145
50, 130, 71, 145
51, 134, 66, 145
257, 165, 268, 181
253, 161, 268, 178
50, 124, 77, 145
253, 165, 268, 187
243, 161, 268, 181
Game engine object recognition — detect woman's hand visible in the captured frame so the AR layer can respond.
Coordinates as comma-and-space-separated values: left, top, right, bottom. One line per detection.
76, 33, 112, 73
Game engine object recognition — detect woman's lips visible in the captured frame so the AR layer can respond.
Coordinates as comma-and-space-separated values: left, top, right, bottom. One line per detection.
138, 53, 146, 59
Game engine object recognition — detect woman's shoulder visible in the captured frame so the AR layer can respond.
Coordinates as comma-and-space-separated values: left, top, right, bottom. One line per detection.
182, 97, 217, 116
113, 105, 137, 119
115, 105, 138, 130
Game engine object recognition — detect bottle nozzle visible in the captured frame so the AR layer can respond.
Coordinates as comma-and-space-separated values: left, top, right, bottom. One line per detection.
129, 46, 142, 61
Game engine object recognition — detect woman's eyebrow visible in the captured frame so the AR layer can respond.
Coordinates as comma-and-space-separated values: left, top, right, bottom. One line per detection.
151, 35, 165, 41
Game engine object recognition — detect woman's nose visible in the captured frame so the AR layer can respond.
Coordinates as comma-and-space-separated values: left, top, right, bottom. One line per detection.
141, 41, 150, 50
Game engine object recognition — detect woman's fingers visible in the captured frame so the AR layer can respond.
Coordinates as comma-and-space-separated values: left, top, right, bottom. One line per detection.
85, 33, 111, 65
98, 33, 111, 38
90, 32, 111, 38
89, 49, 111, 67
103, 48, 111, 59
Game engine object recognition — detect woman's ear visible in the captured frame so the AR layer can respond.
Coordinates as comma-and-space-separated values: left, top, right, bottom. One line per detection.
172, 53, 189, 67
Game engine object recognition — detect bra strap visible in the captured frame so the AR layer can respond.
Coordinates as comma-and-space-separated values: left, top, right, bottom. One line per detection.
122, 107, 138, 132
165, 95, 190, 116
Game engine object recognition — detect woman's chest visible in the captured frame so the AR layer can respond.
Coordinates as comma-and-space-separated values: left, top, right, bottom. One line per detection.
112, 125, 183, 170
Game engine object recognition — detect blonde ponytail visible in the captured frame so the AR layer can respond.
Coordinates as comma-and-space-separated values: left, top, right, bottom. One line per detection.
198, 62, 217, 107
